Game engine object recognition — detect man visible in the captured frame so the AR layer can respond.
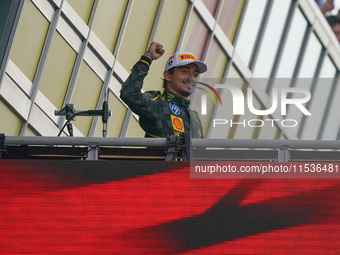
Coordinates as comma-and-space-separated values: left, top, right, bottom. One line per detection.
120, 42, 207, 138
326, 15, 340, 43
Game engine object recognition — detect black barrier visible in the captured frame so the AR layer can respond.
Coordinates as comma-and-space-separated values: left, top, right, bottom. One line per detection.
0, 133, 5, 159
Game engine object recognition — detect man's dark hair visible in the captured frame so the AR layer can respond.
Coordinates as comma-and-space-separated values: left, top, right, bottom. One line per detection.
162, 67, 175, 89
326, 15, 340, 27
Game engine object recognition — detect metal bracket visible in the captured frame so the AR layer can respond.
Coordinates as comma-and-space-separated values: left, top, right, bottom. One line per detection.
165, 135, 179, 161
165, 133, 192, 161
86, 146, 99, 160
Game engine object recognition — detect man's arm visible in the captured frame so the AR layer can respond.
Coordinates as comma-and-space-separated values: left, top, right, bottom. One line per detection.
120, 42, 165, 117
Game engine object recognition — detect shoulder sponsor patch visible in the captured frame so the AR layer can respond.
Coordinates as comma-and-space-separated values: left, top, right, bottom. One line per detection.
171, 115, 184, 132
169, 103, 180, 115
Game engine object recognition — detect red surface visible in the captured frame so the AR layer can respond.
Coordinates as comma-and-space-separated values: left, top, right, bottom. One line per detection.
1, 160, 340, 254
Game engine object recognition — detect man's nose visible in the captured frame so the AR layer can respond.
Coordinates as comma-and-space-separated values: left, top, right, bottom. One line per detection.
188, 71, 196, 79
190, 78, 197, 86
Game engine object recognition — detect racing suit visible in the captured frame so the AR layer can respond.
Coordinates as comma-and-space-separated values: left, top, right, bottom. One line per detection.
120, 55, 203, 138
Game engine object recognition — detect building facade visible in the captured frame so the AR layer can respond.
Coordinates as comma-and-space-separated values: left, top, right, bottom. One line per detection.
0, 0, 340, 141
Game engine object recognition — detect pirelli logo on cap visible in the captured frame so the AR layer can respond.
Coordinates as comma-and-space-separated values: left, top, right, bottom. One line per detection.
178, 54, 197, 62
171, 115, 184, 132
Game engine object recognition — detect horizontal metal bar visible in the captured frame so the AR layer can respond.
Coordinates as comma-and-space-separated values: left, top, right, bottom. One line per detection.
192, 139, 340, 150
3, 136, 340, 150
4, 136, 167, 147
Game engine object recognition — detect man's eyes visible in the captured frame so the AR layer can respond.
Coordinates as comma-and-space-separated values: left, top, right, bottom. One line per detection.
181, 70, 199, 77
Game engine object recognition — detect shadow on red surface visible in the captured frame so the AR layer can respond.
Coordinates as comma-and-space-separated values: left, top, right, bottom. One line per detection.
1, 160, 339, 254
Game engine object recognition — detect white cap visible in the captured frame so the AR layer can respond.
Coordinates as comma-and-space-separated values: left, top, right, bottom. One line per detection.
165, 51, 207, 73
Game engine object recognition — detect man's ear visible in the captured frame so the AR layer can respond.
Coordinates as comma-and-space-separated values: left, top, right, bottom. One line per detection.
163, 70, 171, 82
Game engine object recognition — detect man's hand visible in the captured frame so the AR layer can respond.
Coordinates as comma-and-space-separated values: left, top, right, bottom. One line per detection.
145, 42, 165, 61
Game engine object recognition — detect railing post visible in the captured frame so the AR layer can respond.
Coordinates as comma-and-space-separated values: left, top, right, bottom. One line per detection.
86, 146, 99, 160
277, 148, 288, 162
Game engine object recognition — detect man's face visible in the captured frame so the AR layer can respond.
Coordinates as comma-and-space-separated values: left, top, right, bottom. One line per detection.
164, 63, 199, 99
332, 23, 340, 42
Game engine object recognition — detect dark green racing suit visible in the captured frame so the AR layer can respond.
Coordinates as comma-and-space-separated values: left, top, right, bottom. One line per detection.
120, 55, 203, 138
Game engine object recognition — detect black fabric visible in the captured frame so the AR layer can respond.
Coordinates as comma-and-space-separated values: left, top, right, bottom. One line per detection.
120, 58, 203, 138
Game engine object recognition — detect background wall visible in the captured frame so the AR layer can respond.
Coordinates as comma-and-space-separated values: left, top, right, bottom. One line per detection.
0, 0, 340, 140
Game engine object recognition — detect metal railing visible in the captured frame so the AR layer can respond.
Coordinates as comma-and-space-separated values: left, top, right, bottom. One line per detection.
2, 135, 340, 162
3, 135, 340, 149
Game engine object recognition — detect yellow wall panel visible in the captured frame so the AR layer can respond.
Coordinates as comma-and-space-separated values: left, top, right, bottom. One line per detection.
67, 0, 94, 24
39, 32, 77, 109
92, 0, 128, 53
0, 99, 23, 135
181, 11, 209, 60
10, 0, 49, 82
70, 61, 103, 136
25, 126, 39, 136
142, 0, 189, 92
126, 117, 145, 138
117, 0, 158, 74
202, 38, 228, 78
202, 0, 219, 15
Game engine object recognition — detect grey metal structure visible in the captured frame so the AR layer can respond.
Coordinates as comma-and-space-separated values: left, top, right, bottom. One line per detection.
2, 135, 340, 162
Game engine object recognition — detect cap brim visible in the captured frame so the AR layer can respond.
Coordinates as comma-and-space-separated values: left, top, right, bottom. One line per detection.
194, 61, 207, 73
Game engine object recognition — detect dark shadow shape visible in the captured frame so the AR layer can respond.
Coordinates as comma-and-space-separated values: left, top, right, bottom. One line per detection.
123, 179, 340, 254
0, 160, 188, 192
